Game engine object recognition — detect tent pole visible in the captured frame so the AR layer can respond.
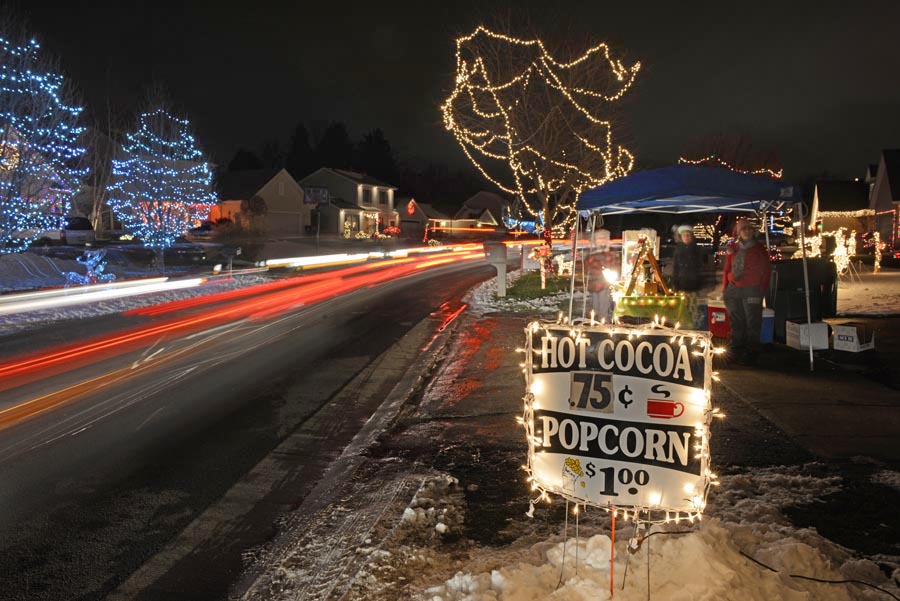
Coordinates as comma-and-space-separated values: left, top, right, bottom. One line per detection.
797, 202, 814, 371
583, 214, 595, 319
567, 211, 580, 324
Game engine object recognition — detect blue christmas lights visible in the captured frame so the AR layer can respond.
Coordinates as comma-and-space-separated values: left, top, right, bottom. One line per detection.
0, 35, 87, 253
106, 108, 217, 250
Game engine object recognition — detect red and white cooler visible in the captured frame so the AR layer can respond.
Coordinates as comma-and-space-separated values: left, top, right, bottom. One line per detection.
707, 299, 730, 339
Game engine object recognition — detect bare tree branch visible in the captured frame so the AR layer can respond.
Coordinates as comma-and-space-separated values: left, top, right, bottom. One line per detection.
442, 26, 640, 234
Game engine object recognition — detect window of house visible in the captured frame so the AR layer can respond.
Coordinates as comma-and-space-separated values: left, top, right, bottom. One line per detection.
378, 190, 387, 205
362, 188, 372, 204
278, 181, 285, 195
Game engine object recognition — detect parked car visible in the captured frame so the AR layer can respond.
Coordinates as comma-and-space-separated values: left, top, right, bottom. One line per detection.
16, 215, 96, 247
186, 220, 216, 240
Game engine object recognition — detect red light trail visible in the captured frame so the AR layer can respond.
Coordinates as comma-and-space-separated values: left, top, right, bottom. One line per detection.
0, 250, 485, 427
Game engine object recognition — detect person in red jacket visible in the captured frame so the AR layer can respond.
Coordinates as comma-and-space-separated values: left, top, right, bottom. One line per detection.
722, 219, 771, 364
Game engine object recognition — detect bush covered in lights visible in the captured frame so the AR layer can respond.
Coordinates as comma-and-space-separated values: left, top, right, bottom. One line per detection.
106, 108, 216, 251
0, 34, 87, 253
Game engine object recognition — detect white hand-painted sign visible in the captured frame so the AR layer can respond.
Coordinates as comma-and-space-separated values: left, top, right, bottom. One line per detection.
523, 321, 715, 521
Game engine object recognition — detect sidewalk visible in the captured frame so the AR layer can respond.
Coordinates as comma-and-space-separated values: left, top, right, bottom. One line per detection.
718, 343, 900, 463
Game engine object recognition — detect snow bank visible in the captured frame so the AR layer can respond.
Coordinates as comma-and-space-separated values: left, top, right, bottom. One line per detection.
837, 269, 900, 316
463, 270, 584, 318
0, 251, 116, 292
401, 475, 465, 537
415, 464, 897, 601
0, 247, 271, 334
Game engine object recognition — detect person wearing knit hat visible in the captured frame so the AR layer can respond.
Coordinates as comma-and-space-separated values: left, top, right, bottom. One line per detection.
671, 224, 703, 327
722, 218, 771, 365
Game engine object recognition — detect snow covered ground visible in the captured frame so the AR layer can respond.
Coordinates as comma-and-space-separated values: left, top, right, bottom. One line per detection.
340, 464, 899, 601
0, 251, 272, 336
837, 269, 900, 316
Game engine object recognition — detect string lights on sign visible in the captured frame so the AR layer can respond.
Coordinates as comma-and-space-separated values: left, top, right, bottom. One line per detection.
518, 314, 723, 527
106, 108, 216, 251
0, 35, 87, 253
441, 26, 640, 230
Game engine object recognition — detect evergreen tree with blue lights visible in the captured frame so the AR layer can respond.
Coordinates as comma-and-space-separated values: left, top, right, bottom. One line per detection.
0, 31, 87, 253
107, 103, 216, 263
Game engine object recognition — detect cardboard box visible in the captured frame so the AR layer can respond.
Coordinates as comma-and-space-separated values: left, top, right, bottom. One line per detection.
785, 320, 829, 350
833, 322, 875, 352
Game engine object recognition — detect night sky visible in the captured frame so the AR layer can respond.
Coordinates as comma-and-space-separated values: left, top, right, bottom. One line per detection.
18, 0, 900, 182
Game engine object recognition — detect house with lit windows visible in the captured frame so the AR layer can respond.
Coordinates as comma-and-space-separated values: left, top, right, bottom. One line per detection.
298, 168, 399, 235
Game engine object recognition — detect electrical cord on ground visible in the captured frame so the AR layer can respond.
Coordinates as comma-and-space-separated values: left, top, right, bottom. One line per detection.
619, 530, 898, 601
738, 551, 900, 601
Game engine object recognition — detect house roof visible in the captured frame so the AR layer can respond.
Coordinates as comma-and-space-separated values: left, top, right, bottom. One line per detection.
399, 197, 449, 220
216, 168, 281, 200
454, 190, 509, 222
866, 164, 878, 180
330, 168, 397, 189
882, 149, 900, 201
327, 197, 365, 211
815, 180, 870, 211
418, 202, 448, 219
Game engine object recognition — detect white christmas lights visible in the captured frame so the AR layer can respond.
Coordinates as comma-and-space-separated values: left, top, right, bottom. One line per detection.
817, 209, 874, 219
677, 155, 783, 179
441, 26, 639, 230
520, 315, 720, 526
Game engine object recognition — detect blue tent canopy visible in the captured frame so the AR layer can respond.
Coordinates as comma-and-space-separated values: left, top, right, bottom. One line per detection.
578, 165, 800, 215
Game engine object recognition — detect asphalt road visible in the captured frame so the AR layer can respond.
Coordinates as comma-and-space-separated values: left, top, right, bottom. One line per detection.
0, 260, 494, 601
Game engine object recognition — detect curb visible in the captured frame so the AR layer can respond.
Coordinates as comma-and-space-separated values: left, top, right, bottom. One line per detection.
108, 302, 466, 600
234, 306, 466, 598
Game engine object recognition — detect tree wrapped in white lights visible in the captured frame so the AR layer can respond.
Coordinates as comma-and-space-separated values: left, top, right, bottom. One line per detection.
0, 33, 86, 253
107, 107, 216, 255
441, 26, 640, 236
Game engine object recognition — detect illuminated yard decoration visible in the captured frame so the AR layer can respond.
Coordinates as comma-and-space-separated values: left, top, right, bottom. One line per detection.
0, 35, 86, 253
678, 155, 783, 179
107, 108, 216, 252
441, 27, 639, 231
521, 320, 717, 524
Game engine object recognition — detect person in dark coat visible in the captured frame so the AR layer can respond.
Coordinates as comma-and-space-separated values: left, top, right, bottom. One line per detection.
671, 225, 704, 328
722, 219, 771, 364
672, 225, 703, 292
